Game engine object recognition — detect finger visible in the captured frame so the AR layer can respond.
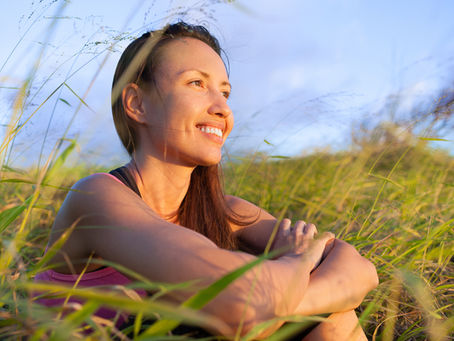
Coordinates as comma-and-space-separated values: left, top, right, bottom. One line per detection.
293, 220, 306, 238
303, 222, 318, 234
317, 231, 335, 243
279, 218, 292, 236
303, 223, 317, 239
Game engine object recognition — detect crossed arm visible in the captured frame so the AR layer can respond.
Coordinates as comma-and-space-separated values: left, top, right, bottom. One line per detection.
49, 175, 378, 337
227, 195, 379, 316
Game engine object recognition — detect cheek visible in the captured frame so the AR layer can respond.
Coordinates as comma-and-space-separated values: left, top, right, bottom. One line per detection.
164, 92, 197, 121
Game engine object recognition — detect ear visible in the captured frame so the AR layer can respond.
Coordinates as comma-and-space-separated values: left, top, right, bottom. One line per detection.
121, 83, 147, 124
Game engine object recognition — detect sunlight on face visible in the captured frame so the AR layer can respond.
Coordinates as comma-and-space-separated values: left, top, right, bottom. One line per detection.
139, 37, 234, 167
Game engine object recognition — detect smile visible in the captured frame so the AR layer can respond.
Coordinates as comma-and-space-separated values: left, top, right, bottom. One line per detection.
197, 125, 223, 138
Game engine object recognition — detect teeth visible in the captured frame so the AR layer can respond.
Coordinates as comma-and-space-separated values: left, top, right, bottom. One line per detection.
199, 126, 223, 138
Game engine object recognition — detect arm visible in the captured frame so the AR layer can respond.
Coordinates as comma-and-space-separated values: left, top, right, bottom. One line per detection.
226, 195, 279, 254
296, 239, 379, 315
50, 175, 327, 336
226, 195, 379, 314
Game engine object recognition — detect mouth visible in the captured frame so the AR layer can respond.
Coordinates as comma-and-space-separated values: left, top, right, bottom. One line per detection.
196, 125, 224, 139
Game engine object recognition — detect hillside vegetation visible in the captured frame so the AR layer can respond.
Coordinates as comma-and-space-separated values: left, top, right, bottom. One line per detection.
1, 125, 453, 339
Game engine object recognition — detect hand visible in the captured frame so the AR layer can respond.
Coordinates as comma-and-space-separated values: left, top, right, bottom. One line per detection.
296, 239, 379, 315
271, 219, 335, 270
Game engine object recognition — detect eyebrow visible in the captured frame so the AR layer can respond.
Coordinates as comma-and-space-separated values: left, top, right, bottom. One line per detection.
179, 69, 232, 90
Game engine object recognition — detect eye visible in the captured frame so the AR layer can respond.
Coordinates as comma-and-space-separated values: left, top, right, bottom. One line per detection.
189, 79, 203, 87
222, 90, 230, 99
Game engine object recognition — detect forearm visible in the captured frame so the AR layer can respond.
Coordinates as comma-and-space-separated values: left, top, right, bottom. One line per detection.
230, 254, 314, 339
198, 253, 314, 337
295, 239, 378, 315
234, 218, 279, 254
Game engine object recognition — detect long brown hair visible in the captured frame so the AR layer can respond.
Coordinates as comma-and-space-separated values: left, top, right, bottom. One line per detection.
111, 22, 251, 250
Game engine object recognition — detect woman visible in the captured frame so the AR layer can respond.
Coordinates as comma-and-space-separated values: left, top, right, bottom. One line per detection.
35, 22, 378, 340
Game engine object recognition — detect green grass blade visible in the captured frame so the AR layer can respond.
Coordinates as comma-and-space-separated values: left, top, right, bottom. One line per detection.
42, 139, 77, 184
0, 178, 36, 184
368, 173, 405, 189
0, 196, 32, 233
63, 82, 95, 112
241, 315, 326, 341
270, 155, 290, 159
58, 98, 71, 106
140, 252, 276, 338
24, 281, 220, 327
182, 254, 273, 310
48, 301, 100, 340
261, 315, 327, 341
1, 164, 26, 174
28, 220, 78, 276
418, 137, 451, 142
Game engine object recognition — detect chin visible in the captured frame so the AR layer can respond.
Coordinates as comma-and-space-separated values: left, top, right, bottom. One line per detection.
197, 157, 221, 167
194, 152, 222, 167
177, 152, 221, 168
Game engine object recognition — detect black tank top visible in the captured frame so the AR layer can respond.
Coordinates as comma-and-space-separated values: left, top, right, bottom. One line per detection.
109, 166, 141, 198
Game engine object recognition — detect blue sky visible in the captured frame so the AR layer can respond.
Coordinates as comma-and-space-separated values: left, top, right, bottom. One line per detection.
1, 0, 453, 165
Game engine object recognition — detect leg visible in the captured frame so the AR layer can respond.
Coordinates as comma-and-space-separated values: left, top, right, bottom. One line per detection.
302, 310, 367, 341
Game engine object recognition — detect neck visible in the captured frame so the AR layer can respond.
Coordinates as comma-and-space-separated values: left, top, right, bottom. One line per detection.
128, 150, 194, 221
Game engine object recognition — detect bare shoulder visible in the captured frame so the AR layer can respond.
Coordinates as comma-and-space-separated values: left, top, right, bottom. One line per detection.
71, 173, 144, 204
65, 173, 149, 214
49, 174, 154, 249
52, 172, 162, 238
50, 173, 113, 232
53, 173, 146, 230
48, 173, 138, 270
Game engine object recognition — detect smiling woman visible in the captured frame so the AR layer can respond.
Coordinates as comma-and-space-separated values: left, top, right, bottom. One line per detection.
34, 21, 378, 340
110, 23, 240, 249
123, 37, 233, 166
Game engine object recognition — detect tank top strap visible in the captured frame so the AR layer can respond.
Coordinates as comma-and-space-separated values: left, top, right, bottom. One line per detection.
109, 166, 142, 198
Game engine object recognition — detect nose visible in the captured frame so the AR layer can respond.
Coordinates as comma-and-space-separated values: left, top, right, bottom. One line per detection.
207, 90, 232, 118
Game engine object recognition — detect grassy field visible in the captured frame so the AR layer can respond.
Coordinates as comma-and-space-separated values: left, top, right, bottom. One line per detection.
224, 132, 454, 340
1, 2, 453, 339
0, 127, 453, 339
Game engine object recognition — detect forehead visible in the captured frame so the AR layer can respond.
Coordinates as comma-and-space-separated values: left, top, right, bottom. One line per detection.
155, 37, 228, 79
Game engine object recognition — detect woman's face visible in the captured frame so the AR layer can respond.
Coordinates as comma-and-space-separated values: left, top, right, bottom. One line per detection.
139, 37, 233, 167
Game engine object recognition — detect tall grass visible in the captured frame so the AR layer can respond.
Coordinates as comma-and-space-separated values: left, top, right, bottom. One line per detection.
1, 130, 453, 339
224, 129, 454, 340
1, 1, 453, 340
